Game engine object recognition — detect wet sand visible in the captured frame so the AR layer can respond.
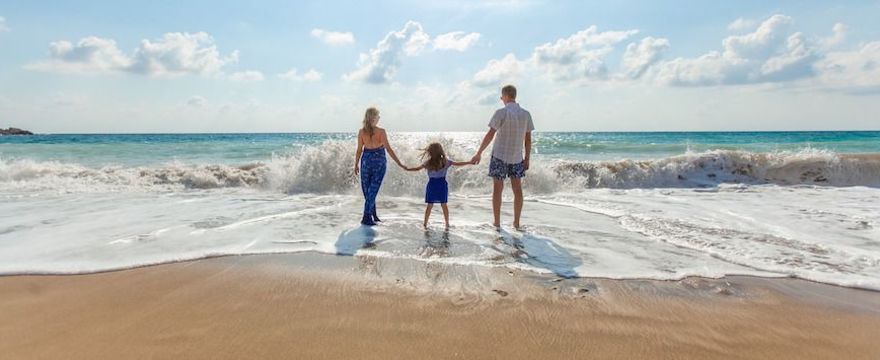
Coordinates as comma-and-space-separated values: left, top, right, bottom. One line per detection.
2, 253, 879, 360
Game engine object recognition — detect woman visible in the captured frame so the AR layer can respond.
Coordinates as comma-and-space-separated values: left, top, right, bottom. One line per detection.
354, 107, 404, 226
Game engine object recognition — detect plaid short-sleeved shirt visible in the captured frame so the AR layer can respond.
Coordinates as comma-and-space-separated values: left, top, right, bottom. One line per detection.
488, 102, 534, 164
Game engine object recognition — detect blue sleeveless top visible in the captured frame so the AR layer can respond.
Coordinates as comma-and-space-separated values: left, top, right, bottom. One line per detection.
426, 159, 453, 178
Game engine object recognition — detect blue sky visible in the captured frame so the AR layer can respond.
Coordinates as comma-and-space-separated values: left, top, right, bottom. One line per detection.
1, 0, 879, 133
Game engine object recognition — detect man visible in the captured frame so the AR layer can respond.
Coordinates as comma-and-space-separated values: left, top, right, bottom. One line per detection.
471, 85, 534, 229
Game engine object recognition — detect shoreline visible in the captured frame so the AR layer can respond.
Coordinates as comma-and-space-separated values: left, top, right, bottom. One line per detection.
2, 252, 879, 359
4, 251, 880, 295
7, 130, 880, 135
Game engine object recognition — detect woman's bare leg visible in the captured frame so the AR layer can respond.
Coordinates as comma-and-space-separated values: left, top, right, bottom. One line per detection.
441, 203, 449, 229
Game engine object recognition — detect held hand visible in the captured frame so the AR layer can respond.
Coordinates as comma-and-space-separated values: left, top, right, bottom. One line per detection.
523, 158, 530, 171
470, 154, 482, 165
354, 165, 359, 176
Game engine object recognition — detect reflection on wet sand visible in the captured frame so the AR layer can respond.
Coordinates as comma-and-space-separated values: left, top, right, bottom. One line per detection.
494, 228, 583, 278
335, 226, 381, 275
420, 229, 451, 283
334, 226, 378, 256
419, 229, 450, 258
334, 223, 583, 292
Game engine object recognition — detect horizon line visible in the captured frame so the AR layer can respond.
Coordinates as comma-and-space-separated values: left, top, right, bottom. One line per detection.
9, 129, 880, 135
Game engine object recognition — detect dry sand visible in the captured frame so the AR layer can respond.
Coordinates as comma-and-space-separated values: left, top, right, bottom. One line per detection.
2, 253, 879, 360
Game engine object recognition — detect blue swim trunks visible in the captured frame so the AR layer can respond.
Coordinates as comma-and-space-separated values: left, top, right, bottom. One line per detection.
488, 156, 525, 179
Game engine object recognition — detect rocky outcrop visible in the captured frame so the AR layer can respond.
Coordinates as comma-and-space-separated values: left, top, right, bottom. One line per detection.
0, 127, 34, 135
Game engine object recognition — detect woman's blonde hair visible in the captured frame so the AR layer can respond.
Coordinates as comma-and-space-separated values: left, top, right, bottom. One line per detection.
362, 107, 379, 137
420, 142, 448, 171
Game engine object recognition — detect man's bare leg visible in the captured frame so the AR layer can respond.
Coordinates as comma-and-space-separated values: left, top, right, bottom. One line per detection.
511, 177, 523, 229
492, 178, 504, 228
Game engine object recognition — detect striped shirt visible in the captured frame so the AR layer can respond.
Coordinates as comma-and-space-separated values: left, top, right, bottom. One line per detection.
489, 102, 534, 164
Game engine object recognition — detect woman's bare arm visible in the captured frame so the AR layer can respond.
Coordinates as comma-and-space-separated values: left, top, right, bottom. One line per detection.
380, 129, 405, 168
354, 131, 364, 176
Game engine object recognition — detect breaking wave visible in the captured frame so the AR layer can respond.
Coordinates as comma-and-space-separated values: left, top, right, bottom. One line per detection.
2, 140, 879, 194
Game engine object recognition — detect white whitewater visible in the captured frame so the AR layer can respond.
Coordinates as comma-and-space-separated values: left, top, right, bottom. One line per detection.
1, 136, 879, 290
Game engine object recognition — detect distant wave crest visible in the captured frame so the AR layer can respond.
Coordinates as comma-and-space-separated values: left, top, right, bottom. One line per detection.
2, 140, 879, 194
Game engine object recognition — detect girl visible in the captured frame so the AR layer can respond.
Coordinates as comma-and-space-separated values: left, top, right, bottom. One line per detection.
354, 107, 405, 226
405, 142, 473, 229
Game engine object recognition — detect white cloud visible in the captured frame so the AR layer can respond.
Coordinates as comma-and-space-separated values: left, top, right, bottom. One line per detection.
404, 27, 431, 56
477, 91, 499, 105
228, 70, 264, 82
723, 15, 794, 60
25, 37, 132, 74
820, 23, 848, 49
26, 32, 239, 77
728, 18, 756, 32
310, 29, 355, 46
344, 21, 430, 84
187, 96, 207, 108
530, 26, 638, 81
128, 32, 239, 76
654, 14, 817, 86
472, 53, 523, 87
653, 51, 731, 86
465, 14, 875, 94
345, 21, 482, 84
621, 37, 670, 79
0, 16, 9, 32
814, 41, 880, 93
468, 26, 641, 85
760, 32, 814, 81
278, 68, 323, 82
433, 31, 481, 51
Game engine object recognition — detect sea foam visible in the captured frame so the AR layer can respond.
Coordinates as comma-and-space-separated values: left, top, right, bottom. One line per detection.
2, 141, 879, 195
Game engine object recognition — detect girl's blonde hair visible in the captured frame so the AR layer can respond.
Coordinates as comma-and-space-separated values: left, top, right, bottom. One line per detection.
420, 142, 447, 171
362, 107, 379, 136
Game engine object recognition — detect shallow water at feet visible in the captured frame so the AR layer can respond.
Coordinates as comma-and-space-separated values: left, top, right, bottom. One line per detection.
1, 132, 879, 290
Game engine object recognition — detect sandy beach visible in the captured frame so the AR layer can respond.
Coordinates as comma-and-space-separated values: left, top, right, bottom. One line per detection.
2, 253, 879, 360
5, 0, 880, 358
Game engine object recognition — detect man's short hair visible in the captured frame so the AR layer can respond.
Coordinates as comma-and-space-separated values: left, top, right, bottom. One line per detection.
501, 85, 517, 100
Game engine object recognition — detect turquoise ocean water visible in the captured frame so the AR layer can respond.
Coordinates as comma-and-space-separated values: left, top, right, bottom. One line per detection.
1, 131, 879, 290
2, 131, 879, 166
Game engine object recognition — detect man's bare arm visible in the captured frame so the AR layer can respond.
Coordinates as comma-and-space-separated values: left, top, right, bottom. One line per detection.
471, 128, 497, 164
523, 131, 532, 170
